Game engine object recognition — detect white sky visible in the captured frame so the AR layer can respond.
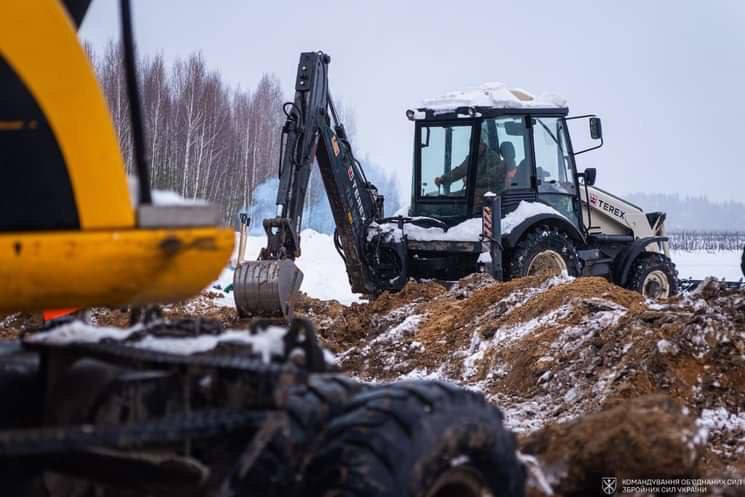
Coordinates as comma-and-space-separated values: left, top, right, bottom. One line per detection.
80, 1, 745, 203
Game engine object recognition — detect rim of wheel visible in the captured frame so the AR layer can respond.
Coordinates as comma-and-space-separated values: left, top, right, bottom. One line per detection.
424, 465, 488, 497
527, 250, 567, 277
642, 270, 670, 299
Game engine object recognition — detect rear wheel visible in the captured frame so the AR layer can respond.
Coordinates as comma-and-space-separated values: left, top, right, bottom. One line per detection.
508, 225, 580, 279
741, 246, 745, 279
305, 381, 525, 497
627, 253, 679, 299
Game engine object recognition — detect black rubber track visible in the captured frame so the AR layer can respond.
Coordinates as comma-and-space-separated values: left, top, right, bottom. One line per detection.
508, 224, 580, 279
237, 374, 367, 496
304, 380, 525, 497
626, 252, 680, 297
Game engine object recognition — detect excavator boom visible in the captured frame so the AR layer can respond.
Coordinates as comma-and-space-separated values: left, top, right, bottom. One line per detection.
234, 52, 384, 318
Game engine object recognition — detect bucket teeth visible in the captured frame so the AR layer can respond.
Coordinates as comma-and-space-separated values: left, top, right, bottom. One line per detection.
233, 260, 304, 319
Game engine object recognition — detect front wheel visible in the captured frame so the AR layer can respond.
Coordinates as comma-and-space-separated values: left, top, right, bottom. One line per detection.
508, 225, 580, 279
626, 252, 679, 299
304, 381, 525, 497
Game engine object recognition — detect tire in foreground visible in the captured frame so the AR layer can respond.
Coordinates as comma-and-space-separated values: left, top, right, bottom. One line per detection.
304, 380, 525, 497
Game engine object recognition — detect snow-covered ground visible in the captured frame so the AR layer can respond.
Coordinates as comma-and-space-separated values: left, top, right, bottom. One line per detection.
215, 230, 743, 305
226, 229, 360, 305
671, 249, 743, 281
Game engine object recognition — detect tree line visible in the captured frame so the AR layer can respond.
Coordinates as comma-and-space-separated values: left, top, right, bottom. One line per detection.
88, 41, 400, 230
668, 231, 745, 251
626, 192, 745, 231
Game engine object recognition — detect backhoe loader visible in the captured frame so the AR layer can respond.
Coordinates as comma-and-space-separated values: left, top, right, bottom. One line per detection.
0, 2, 524, 496
236, 53, 683, 318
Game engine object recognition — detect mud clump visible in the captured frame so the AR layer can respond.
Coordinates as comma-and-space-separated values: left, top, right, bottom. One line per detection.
522, 395, 702, 497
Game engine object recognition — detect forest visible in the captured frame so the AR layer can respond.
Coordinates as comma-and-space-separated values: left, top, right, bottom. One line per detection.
88, 41, 399, 230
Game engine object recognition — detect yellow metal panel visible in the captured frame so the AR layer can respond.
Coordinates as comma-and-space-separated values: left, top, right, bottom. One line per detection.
0, 1, 135, 229
0, 227, 234, 313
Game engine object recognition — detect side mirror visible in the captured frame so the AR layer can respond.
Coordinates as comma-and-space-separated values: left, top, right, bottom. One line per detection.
589, 117, 602, 140
582, 167, 597, 186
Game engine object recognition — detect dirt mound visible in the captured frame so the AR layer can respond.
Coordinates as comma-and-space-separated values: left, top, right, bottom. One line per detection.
296, 279, 449, 353
522, 395, 703, 497
310, 274, 745, 494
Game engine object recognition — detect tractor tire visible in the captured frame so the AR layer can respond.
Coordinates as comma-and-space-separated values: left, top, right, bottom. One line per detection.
304, 381, 525, 497
237, 374, 367, 497
508, 225, 580, 279
741, 246, 745, 279
626, 252, 679, 299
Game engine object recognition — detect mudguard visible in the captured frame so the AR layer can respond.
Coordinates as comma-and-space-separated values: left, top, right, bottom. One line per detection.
503, 213, 585, 249
613, 236, 668, 286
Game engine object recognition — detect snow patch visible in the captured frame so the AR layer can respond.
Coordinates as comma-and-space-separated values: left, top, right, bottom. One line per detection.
132, 327, 287, 362
369, 201, 567, 243
420, 82, 567, 113
25, 322, 139, 345
127, 176, 208, 206
25, 321, 289, 363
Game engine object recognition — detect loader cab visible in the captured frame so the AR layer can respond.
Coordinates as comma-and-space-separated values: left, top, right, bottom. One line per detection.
409, 107, 583, 230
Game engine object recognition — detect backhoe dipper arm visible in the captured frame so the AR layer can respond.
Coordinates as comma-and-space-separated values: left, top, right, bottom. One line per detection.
236, 52, 383, 318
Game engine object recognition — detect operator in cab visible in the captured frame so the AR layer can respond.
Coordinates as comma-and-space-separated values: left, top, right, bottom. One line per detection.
434, 138, 516, 213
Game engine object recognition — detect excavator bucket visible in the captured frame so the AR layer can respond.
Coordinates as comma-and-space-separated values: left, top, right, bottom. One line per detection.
233, 260, 304, 319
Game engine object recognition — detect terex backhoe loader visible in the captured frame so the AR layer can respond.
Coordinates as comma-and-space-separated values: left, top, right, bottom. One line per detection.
236, 52, 680, 318
0, 2, 524, 497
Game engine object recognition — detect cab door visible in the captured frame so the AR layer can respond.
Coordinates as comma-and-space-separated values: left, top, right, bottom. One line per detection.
530, 116, 582, 227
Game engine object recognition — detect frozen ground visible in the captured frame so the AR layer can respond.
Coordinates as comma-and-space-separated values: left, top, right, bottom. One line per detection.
227, 229, 360, 305
671, 249, 743, 281
220, 231, 743, 305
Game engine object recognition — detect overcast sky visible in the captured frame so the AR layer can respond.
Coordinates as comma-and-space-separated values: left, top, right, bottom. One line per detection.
80, 1, 745, 203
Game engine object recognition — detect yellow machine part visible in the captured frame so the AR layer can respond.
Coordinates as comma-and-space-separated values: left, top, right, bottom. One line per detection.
0, 1, 236, 313
0, 0, 134, 229
0, 227, 234, 314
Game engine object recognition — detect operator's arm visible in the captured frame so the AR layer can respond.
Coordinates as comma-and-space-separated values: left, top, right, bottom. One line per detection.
436, 155, 469, 185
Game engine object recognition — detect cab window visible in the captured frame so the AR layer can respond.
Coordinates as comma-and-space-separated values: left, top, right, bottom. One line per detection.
532, 116, 578, 222
532, 117, 576, 195
418, 124, 472, 198
480, 117, 531, 190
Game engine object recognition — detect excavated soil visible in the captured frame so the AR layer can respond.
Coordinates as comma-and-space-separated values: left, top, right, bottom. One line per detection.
299, 274, 745, 496
3, 275, 745, 496
0, 291, 240, 339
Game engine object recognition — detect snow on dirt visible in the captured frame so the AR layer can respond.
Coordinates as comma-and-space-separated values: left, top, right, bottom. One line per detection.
298, 275, 745, 495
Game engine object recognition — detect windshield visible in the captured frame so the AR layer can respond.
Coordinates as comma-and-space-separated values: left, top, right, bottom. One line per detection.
418, 123, 472, 198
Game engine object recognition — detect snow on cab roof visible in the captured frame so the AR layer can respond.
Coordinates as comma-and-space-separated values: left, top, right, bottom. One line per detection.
419, 82, 567, 112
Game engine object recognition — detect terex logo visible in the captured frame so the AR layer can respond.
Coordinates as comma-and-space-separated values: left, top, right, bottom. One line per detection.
595, 197, 626, 219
